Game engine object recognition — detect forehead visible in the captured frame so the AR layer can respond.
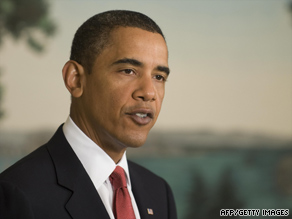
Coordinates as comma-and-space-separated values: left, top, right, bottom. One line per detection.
99, 27, 168, 65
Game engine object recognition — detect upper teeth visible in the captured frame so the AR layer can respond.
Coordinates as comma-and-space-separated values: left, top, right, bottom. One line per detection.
136, 113, 147, 118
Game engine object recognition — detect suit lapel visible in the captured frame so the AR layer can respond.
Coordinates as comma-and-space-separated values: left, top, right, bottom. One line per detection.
47, 126, 110, 219
129, 162, 158, 219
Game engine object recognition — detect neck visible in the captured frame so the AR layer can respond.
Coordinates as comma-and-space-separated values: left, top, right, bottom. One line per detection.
70, 108, 126, 164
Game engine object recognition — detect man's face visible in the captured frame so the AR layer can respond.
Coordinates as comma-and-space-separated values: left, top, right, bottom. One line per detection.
78, 27, 169, 150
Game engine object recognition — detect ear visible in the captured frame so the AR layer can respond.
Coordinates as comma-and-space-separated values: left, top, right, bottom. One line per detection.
62, 60, 85, 98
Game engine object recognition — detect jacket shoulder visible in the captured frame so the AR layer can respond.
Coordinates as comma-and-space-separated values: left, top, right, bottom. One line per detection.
128, 160, 178, 219
128, 160, 170, 189
0, 125, 66, 186
128, 160, 161, 178
0, 144, 53, 185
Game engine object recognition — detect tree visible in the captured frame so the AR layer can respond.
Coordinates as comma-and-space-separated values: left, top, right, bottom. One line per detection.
185, 172, 209, 219
206, 168, 244, 219
185, 168, 244, 219
0, 0, 56, 120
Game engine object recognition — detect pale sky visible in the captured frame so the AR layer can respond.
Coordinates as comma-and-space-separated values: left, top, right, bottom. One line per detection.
0, 0, 291, 138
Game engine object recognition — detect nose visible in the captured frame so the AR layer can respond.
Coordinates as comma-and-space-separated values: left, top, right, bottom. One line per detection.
132, 76, 157, 102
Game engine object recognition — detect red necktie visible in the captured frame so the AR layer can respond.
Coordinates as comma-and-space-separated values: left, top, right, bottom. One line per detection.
110, 166, 136, 219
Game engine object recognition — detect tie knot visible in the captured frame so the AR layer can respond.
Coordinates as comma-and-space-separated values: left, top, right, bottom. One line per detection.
110, 166, 127, 190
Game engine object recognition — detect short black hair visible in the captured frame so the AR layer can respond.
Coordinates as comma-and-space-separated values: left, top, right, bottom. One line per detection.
70, 10, 165, 72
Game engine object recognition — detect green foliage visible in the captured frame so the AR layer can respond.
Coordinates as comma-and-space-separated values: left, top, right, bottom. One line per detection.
185, 173, 209, 219
206, 168, 244, 219
185, 168, 244, 219
0, 0, 57, 121
0, 0, 56, 52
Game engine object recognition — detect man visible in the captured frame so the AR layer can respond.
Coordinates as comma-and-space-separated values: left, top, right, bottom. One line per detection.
0, 10, 177, 219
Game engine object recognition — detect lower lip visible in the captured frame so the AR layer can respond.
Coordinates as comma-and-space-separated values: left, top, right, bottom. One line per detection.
127, 114, 152, 126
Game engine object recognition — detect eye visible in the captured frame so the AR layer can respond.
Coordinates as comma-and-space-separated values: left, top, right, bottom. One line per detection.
154, 74, 167, 82
122, 69, 135, 74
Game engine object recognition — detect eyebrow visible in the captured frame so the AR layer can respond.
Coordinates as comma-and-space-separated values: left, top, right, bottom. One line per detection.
157, 66, 170, 76
111, 58, 170, 76
112, 58, 142, 67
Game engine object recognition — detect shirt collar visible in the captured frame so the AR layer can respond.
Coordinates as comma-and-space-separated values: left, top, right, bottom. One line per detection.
62, 116, 131, 189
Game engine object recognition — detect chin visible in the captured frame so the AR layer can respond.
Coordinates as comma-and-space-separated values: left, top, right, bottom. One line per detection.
120, 132, 149, 148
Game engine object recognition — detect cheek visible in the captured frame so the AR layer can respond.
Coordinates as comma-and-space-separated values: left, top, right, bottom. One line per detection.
156, 85, 165, 103
106, 85, 132, 112
156, 85, 166, 111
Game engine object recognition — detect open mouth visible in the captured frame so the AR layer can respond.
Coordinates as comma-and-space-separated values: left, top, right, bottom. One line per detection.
135, 113, 153, 119
126, 109, 154, 125
135, 113, 147, 118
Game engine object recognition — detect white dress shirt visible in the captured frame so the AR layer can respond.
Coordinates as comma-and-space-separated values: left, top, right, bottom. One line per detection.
62, 116, 141, 219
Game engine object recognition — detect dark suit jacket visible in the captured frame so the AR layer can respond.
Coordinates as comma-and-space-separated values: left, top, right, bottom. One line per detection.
0, 125, 177, 219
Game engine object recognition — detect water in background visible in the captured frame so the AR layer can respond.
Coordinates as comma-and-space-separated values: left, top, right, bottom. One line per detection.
131, 149, 292, 219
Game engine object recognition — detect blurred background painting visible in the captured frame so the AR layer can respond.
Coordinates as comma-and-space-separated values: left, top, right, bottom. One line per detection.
0, 0, 291, 218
